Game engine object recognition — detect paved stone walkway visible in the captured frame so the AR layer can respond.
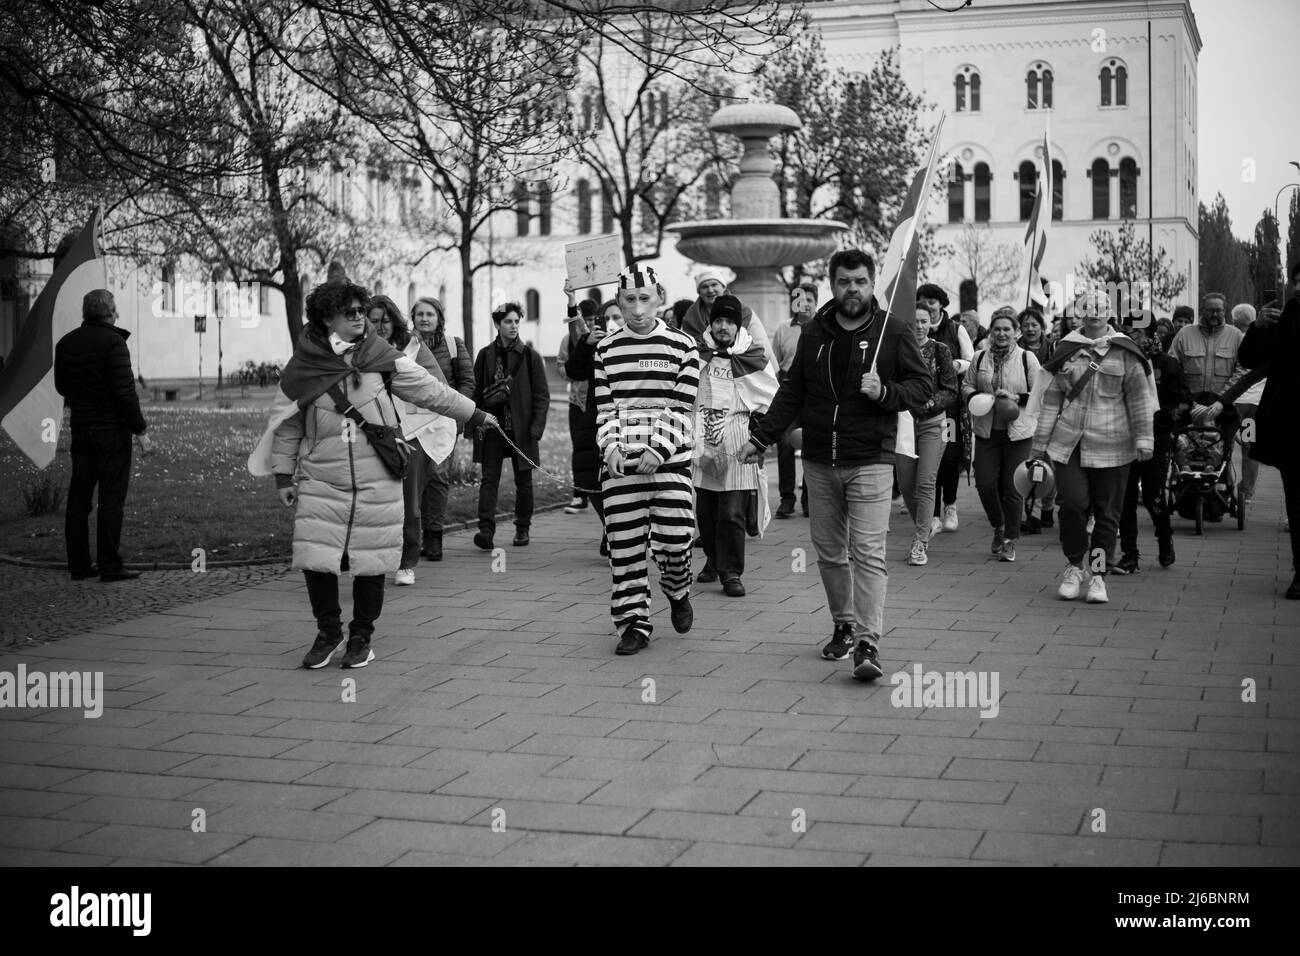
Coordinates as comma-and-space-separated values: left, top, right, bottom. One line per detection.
1, 470, 1297, 866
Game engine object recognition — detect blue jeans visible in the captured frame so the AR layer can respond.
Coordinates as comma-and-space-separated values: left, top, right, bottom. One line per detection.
804, 460, 892, 645
895, 413, 945, 543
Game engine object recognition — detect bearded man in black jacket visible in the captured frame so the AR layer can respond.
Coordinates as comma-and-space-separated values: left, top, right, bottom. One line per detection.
740, 249, 931, 682
54, 289, 149, 583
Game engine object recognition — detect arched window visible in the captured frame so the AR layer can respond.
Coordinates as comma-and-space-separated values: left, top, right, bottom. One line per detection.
1091, 158, 1110, 220
1100, 59, 1129, 107
538, 182, 552, 236
438, 283, 447, 309
1018, 160, 1037, 221
1052, 159, 1064, 221
974, 162, 991, 223
954, 66, 979, 113
576, 179, 592, 234
161, 262, 176, 312
525, 288, 540, 322
948, 162, 964, 223
514, 181, 530, 237
1027, 63, 1052, 109
704, 172, 721, 219
1119, 158, 1138, 219
601, 182, 614, 234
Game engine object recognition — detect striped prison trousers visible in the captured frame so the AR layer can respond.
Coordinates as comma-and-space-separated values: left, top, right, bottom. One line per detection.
603, 469, 695, 636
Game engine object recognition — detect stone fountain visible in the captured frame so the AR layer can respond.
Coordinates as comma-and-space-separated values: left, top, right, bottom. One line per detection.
666, 103, 848, 334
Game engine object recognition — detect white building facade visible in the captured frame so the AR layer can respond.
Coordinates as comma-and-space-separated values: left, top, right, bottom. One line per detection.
5, 0, 1198, 379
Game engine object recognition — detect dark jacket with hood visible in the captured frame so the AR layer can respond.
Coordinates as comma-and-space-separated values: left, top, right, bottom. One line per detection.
54, 320, 148, 434
749, 297, 931, 467
472, 336, 550, 469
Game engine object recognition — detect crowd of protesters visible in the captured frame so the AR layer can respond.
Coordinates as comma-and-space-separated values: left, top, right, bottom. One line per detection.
60, 249, 1292, 677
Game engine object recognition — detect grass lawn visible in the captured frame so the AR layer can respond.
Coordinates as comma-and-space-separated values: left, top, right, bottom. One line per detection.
0, 399, 576, 565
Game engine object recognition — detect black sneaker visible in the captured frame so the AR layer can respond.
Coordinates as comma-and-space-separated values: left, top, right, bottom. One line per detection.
473, 531, 493, 550
722, 576, 746, 597
615, 626, 650, 655
821, 622, 855, 661
340, 634, 375, 668
668, 593, 694, 633
1158, 537, 1175, 568
990, 528, 1004, 557
1113, 553, 1141, 575
776, 499, 795, 519
303, 630, 345, 669
696, 565, 718, 583
513, 530, 530, 546
851, 639, 883, 681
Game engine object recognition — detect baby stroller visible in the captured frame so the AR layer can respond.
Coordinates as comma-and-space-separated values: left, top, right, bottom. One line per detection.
1166, 424, 1244, 535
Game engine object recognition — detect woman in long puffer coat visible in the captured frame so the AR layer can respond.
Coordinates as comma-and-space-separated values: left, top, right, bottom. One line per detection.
251, 279, 496, 669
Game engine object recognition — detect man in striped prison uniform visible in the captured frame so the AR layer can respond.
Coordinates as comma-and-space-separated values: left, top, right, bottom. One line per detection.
594, 265, 701, 655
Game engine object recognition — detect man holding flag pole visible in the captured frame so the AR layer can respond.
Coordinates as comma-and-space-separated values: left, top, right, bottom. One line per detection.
0, 208, 150, 582
740, 116, 942, 681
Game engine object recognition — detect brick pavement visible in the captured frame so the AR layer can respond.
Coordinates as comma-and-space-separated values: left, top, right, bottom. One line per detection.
1, 468, 1297, 866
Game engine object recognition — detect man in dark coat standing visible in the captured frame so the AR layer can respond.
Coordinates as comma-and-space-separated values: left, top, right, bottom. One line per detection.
54, 289, 149, 582
472, 302, 550, 549
1239, 264, 1300, 599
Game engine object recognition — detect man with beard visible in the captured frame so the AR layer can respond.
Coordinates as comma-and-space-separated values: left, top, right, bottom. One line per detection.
693, 295, 780, 597
740, 250, 931, 681
595, 266, 700, 655
680, 269, 777, 367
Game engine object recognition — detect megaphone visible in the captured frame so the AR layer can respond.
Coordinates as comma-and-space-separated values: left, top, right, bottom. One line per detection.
1014, 456, 1056, 499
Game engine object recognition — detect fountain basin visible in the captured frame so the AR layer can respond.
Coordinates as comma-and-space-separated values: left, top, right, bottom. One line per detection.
666, 219, 848, 269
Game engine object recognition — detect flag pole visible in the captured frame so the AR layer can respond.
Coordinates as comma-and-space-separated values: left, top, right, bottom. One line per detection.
874, 111, 946, 376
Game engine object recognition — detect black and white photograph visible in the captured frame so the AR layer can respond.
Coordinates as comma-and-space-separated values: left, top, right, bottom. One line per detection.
0, 0, 1295, 916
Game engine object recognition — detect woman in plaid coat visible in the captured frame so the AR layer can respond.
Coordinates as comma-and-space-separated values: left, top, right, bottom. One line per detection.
1030, 308, 1155, 605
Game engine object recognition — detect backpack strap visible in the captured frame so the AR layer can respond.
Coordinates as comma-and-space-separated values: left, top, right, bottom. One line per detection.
1064, 349, 1104, 405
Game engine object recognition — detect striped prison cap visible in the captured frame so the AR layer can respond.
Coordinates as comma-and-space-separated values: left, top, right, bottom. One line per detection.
619, 265, 659, 290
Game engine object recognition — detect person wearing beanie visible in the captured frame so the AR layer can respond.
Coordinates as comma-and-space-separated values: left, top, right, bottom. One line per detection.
680, 270, 777, 368
692, 294, 780, 597
918, 282, 974, 536
594, 265, 700, 654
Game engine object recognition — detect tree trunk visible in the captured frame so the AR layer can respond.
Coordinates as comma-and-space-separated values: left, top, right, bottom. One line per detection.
460, 242, 476, 355
281, 255, 302, 348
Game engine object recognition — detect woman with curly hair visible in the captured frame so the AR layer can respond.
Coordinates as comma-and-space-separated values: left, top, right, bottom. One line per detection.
250, 279, 497, 669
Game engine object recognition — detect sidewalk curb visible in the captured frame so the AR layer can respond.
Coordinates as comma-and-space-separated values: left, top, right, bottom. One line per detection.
0, 501, 573, 572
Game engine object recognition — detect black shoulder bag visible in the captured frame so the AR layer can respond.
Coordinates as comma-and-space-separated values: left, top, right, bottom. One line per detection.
326, 375, 410, 480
